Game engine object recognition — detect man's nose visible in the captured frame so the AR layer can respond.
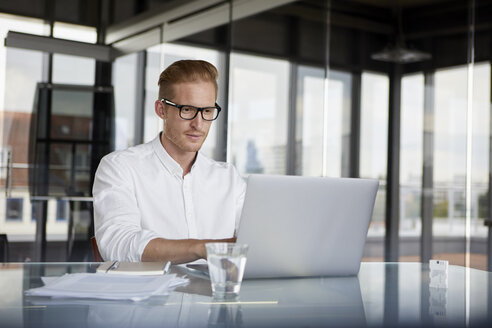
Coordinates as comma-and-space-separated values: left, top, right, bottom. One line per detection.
190, 112, 204, 129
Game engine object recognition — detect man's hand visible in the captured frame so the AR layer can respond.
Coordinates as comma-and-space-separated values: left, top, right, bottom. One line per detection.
142, 237, 236, 264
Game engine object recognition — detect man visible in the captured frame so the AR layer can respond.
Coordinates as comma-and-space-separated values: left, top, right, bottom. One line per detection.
93, 60, 246, 263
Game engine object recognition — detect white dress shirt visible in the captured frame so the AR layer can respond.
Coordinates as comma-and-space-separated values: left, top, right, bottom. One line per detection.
93, 134, 246, 261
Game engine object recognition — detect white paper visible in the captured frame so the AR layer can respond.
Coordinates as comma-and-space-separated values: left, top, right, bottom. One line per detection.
26, 273, 189, 301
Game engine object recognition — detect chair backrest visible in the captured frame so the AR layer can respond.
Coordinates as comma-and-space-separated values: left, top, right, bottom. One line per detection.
90, 236, 103, 262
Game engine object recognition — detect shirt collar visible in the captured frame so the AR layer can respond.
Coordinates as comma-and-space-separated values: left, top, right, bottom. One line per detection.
151, 133, 203, 178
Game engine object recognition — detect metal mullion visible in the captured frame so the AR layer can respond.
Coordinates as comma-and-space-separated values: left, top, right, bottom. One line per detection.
34, 9, 53, 260
385, 65, 402, 262
350, 72, 361, 179
219, 0, 233, 163
488, 60, 492, 272
134, 51, 147, 145
421, 71, 435, 263
286, 62, 298, 176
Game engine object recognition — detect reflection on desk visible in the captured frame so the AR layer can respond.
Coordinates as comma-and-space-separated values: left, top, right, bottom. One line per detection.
1, 262, 491, 327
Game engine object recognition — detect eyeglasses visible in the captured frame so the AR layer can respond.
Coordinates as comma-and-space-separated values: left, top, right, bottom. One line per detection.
161, 98, 221, 121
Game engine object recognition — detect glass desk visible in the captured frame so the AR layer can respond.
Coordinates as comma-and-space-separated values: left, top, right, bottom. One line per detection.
1, 262, 491, 327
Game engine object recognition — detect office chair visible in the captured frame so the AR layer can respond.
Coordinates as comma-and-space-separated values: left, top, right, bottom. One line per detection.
90, 236, 103, 262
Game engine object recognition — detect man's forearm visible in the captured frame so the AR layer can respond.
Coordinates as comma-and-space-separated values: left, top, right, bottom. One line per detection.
141, 237, 236, 264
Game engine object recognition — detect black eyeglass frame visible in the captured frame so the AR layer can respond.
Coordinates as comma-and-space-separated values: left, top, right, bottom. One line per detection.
161, 98, 221, 121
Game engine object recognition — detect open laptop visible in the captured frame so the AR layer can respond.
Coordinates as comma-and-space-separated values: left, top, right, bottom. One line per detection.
236, 174, 379, 278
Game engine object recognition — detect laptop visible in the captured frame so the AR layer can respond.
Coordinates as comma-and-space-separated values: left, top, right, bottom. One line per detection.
236, 174, 379, 278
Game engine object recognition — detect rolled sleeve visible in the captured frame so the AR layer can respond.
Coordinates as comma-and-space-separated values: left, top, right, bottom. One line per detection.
93, 155, 159, 262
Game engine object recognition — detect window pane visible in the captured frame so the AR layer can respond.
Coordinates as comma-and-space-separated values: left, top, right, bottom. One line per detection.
433, 65, 467, 265
297, 67, 351, 177
326, 70, 352, 177
0, 14, 46, 251
399, 73, 424, 262
113, 53, 138, 149
297, 66, 324, 176
53, 22, 97, 43
52, 54, 95, 85
56, 199, 68, 221
470, 62, 490, 270
51, 23, 96, 85
360, 71, 389, 259
51, 89, 93, 140
229, 53, 289, 175
6, 198, 23, 221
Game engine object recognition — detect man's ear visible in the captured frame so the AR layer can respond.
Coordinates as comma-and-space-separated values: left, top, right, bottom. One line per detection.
155, 100, 166, 119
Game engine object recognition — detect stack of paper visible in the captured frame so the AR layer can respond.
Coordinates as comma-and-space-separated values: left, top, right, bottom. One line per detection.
25, 273, 188, 302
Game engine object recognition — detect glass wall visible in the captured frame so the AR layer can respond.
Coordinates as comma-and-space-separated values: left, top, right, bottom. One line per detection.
360, 72, 389, 259
1, 0, 492, 268
296, 67, 352, 177
399, 73, 424, 261
1, 16, 99, 260
470, 62, 490, 269
113, 53, 138, 150
228, 53, 289, 175
0, 14, 46, 256
325, 70, 352, 178
433, 66, 468, 265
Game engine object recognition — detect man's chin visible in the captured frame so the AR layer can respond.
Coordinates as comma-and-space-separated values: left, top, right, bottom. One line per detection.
182, 142, 204, 153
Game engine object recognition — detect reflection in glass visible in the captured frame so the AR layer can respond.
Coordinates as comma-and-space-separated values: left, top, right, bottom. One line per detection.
0, 22, 44, 246
229, 53, 289, 175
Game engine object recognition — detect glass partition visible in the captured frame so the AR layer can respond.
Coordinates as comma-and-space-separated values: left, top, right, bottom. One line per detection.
433, 65, 468, 265
296, 65, 325, 177
228, 53, 289, 175
113, 53, 138, 150
0, 14, 46, 259
1, 0, 491, 268
399, 73, 424, 262
470, 62, 490, 270
360, 71, 389, 260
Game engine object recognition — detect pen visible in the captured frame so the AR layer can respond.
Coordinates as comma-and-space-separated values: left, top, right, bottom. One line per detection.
105, 260, 119, 273
163, 261, 171, 274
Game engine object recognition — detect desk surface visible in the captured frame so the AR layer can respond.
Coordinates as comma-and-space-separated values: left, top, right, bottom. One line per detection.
1, 262, 491, 327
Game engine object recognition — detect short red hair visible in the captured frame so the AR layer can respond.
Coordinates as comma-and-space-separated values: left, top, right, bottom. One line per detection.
158, 60, 218, 100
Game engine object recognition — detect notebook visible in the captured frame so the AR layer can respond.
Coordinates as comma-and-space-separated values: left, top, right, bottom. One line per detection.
97, 261, 169, 275
236, 174, 379, 278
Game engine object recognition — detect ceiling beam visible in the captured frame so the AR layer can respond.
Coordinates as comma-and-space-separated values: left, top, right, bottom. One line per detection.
5, 31, 113, 62
105, 0, 223, 44
111, 0, 297, 57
